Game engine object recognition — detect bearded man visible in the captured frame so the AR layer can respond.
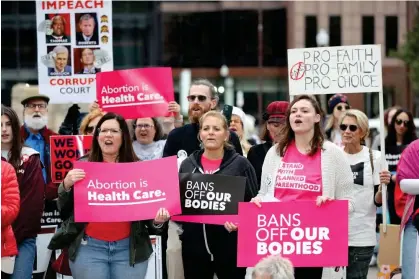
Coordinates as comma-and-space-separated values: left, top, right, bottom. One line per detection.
20, 93, 58, 200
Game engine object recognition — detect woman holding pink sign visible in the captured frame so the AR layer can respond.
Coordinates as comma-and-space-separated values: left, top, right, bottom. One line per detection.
178, 111, 258, 279
50, 112, 171, 279
252, 95, 354, 279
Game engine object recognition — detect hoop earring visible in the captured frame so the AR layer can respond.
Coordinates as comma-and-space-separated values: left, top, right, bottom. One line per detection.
197, 133, 204, 149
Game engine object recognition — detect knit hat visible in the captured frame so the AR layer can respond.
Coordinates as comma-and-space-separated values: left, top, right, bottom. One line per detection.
263, 101, 289, 123
328, 94, 349, 114
232, 106, 246, 124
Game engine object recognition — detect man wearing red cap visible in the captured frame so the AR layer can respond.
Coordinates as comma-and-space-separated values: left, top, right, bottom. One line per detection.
247, 101, 289, 188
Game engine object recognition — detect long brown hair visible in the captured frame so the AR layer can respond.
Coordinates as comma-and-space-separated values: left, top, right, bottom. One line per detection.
1, 105, 24, 171
276, 95, 325, 157
88, 112, 139, 162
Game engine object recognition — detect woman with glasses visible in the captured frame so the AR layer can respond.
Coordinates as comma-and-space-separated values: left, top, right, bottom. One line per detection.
132, 118, 166, 161
325, 94, 351, 147
51, 113, 171, 279
251, 95, 354, 279
1, 105, 45, 279
383, 109, 418, 225
339, 109, 391, 279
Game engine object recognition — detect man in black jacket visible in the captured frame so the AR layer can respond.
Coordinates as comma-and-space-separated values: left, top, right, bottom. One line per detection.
163, 78, 243, 158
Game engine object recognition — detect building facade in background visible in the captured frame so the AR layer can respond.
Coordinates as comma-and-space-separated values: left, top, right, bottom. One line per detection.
2, 1, 418, 119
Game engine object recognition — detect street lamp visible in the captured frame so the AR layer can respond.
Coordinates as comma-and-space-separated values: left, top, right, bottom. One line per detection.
220, 65, 234, 106
316, 29, 329, 111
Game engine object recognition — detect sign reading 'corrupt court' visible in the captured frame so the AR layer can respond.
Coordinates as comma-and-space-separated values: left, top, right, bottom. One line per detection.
287, 44, 383, 95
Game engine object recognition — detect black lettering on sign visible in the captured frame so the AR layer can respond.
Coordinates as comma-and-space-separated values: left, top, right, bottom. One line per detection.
178, 173, 246, 216
350, 162, 365, 186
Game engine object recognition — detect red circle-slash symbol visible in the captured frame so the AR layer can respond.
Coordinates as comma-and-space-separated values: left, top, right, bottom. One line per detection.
290, 62, 306, 80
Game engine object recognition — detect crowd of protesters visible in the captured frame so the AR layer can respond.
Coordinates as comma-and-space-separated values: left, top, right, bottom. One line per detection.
1, 78, 418, 279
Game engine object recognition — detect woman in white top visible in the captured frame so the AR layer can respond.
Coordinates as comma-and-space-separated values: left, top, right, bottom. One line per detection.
132, 117, 166, 161
339, 109, 391, 279
251, 94, 354, 279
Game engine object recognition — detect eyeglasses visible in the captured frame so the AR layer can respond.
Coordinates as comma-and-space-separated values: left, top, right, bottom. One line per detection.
340, 124, 358, 132
135, 124, 154, 130
336, 105, 350, 111
395, 119, 410, 126
25, 103, 47, 110
187, 95, 208, 103
85, 125, 96, 134
98, 128, 121, 135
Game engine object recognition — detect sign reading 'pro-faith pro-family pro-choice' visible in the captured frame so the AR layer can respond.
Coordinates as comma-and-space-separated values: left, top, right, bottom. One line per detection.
287, 45, 383, 95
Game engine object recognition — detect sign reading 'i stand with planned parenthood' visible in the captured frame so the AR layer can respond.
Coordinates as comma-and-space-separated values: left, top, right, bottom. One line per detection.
287, 45, 383, 95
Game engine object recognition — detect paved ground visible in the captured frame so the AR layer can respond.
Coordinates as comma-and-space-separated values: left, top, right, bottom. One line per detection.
368, 266, 379, 279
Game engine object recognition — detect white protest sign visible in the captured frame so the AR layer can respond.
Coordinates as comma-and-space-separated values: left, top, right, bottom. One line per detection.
36, 0, 113, 104
287, 44, 382, 95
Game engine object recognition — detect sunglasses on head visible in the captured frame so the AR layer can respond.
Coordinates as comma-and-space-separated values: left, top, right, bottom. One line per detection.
85, 125, 95, 134
336, 105, 350, 111
340, 124, 358, 132
395, 119, 410, 126
187, 95, 208, 102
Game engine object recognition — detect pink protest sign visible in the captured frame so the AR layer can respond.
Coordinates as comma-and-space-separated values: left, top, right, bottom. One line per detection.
96, 67, 174, 119
73, 156, 181, 222
237, 200, 348, 267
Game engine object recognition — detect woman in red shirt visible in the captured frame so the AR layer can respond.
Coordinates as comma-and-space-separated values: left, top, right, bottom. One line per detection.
57, 113, 171, 279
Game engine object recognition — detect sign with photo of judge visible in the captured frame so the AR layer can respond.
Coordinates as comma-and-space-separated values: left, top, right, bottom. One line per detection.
75, 13, 99, 46
36, 1, 113, 104
45, 14, 70, 44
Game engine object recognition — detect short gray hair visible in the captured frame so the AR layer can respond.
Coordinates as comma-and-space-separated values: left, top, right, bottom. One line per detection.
52, 45, 69, 56
339, 109, 370, 141
79, 14, 95, 24
190, 78, 219, 103
252, 255, 295, 279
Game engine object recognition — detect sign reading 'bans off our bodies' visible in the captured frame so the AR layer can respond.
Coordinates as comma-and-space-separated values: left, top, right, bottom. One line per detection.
36, 1, 113, 104
73, 156, 181, 222
50, 135, 93, 183
96, 67, 175, 119
287, 45, 382, 95
237, 201, 348, 267
171, 173, 246, 225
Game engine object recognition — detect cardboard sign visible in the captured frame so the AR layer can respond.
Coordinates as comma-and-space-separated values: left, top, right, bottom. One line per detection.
36, 1, 113, 104
237, 200, 348, 267
73, 156, 181, 222
96, 67, 175, 119
171, 173, 246, 225
50, 135, 93, 183
287, 45, 382, 95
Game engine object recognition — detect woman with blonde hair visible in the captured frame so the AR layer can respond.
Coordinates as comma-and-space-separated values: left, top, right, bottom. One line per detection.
178, 110, 258, 279
79, 109, 105, 135
339, 109, 391, 279
252, 94, 354, 279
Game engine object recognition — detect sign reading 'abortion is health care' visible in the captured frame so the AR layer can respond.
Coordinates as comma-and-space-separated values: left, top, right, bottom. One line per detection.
287, 45, 383, 95
237, 201, 348, 267
73, 156, 181, 222
96, 67, 175, 119
171, 173, 246, 225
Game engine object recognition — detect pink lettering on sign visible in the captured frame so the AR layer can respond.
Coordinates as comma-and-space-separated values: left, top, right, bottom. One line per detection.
96, 67, 174, 119
73, 156, 181, 222
237, 200, 348, 267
